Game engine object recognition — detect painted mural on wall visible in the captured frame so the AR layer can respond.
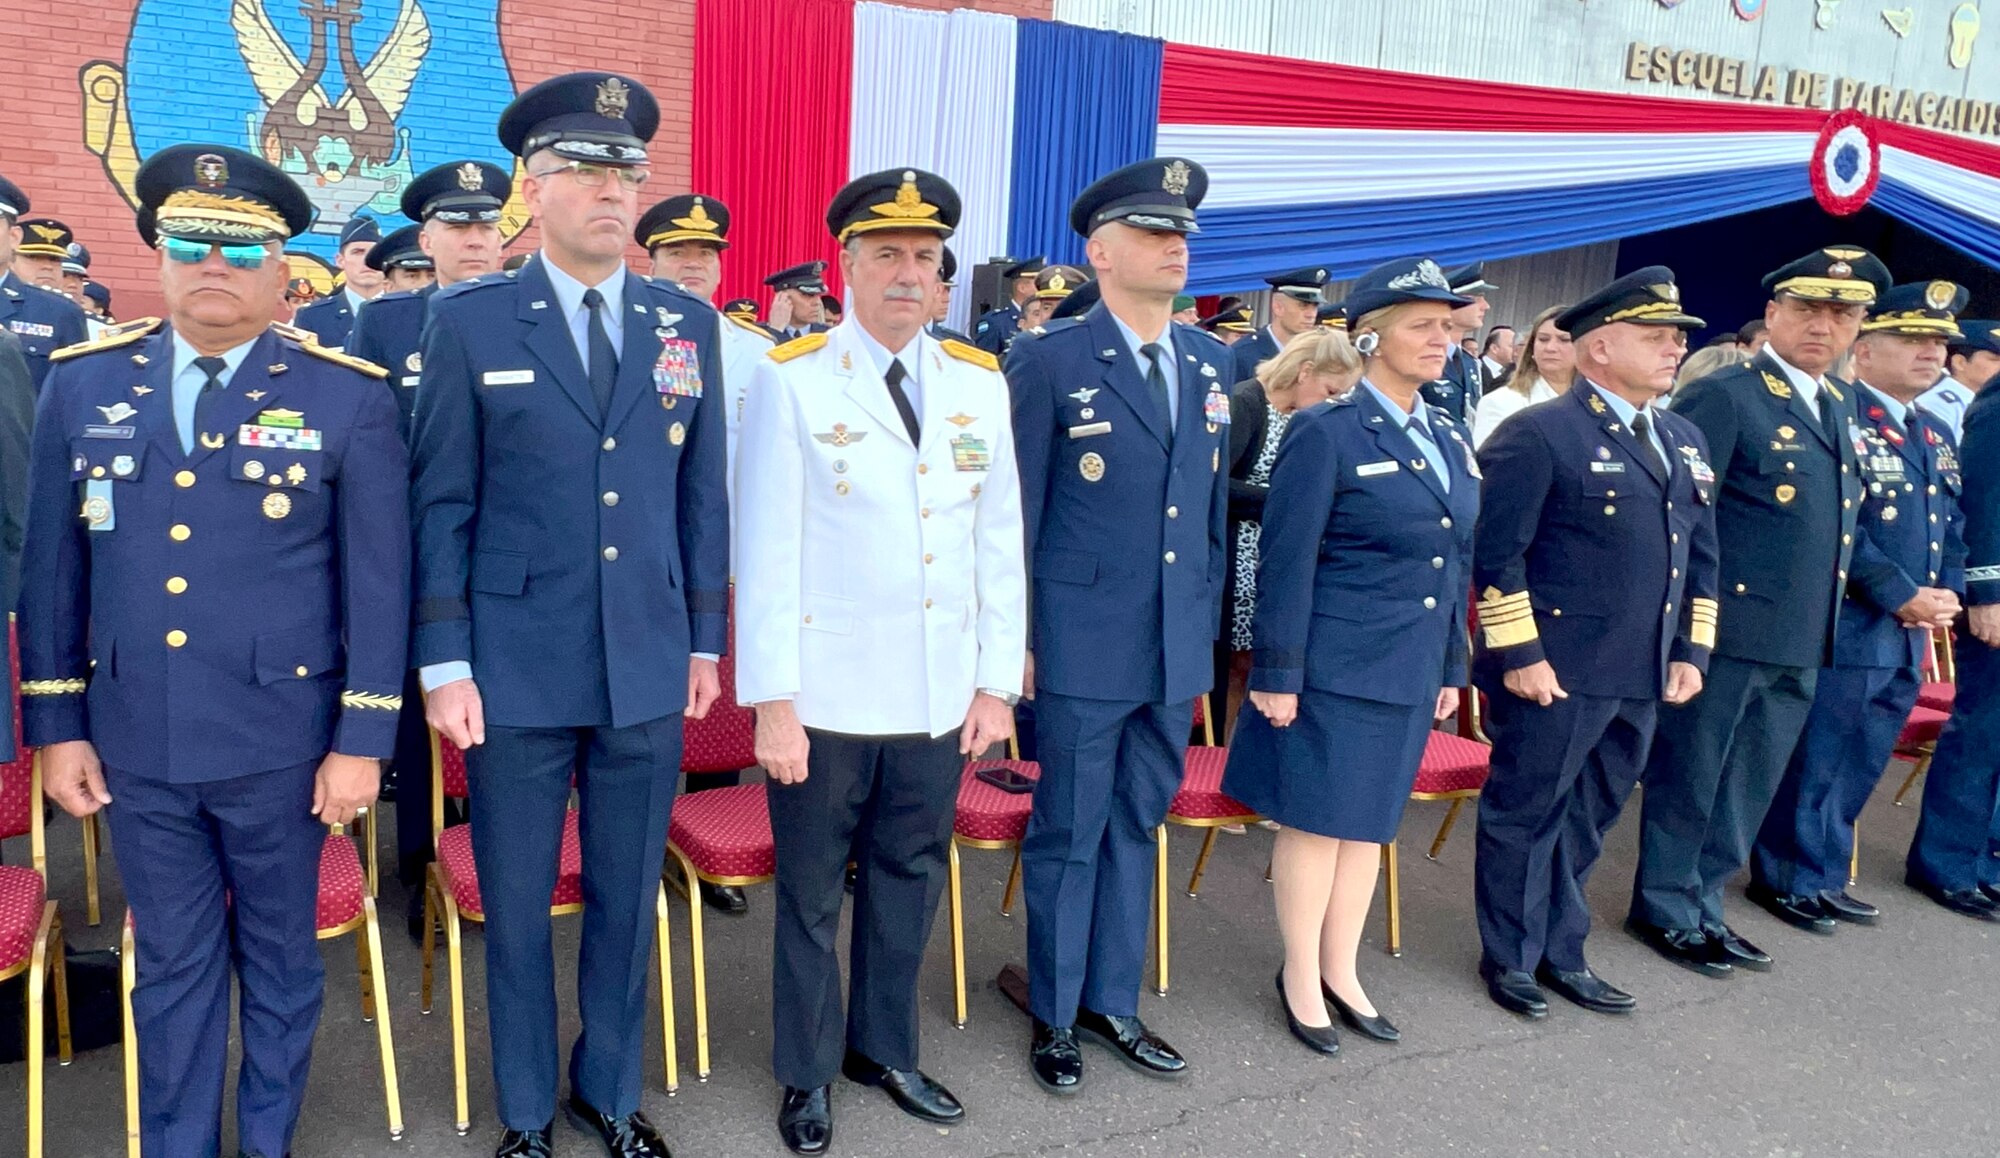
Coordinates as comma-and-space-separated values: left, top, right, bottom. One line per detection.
76, 0, 531, 276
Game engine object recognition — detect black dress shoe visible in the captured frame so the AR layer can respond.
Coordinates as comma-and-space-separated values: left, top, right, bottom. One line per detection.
1319, 980, 1400, 1041
1535, 965, 1635, 1015
1746, 883, 1836, 935
495, 1125, 554, 1158
1074, 1008, 1188, 1078
1626, 919, 1732, 979
566, 1096, 671, 1158
699, 880, 749, 915
841, 1049, 965, 1124
406, 886, 430, 943
1710, 925, 1773, 971
1477, 959, 1549, 1019
1029, 1020, 1083, 1096
1275, 972, 1340, 1055
1818, 889, 1880, 925
778, 1086, 832, 1155
1906, 875, 2000, 921
1981, 883, 2000, 907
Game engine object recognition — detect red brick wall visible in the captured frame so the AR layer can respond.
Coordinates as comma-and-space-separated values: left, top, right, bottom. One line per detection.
4, 0, 1048, 322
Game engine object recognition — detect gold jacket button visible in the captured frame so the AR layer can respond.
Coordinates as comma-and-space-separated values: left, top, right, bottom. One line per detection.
917, 463, 929, 475
174, 470, 196, 488
1842, 534, 1851, 545
1551, 608, 1563, 617
1423, 596, 1437, 609
602, 437, 617, 452
924, 599, 933, 609
1736, 583, 1747, 593
1440, 517, 1452, 528
166, 630, 187, 648
165, 577, 187, 595
602, 546, 619, 561
1431, 557, 1444, 569
803, 614, 812, 624
1164, 551, 1177, 564
1671, 533, 1680, 543
920, 508, 931, 518
1166, 506, 1179, 519
1672, 568, 1680, 579
924, 553, 934, 564
295, 665, 309, 677
170, 524, 191, 542
602, 492, 619, 506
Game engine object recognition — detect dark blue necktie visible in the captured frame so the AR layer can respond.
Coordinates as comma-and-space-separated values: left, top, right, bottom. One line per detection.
583, 287, 617, 417
1141, 341, 1173, 442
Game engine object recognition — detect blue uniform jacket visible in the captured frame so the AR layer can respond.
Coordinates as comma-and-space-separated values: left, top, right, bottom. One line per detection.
1471, 383, 1720, 700
1420, 346, 1484, 423
408, 257, 730, 729
1963, 385, 2000, 609
1248, 387, 1478, 705
292, 293, 357, 348
1, 275, 89, 391
17, 321, 411, 781
1007, 304, 1231, 705
1670, 350, 1867, 669
347, 284, 435, 440
974, 302, 1021, 357
1835, 385, 1967, 670
1229, 327, 1280, 385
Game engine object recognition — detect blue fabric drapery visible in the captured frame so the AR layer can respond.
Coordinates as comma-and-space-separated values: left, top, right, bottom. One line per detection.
1005, 19, 1162, 267
1872, 178, 2000, 272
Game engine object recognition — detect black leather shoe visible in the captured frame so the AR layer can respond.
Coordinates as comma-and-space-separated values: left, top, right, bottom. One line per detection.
1029, 1020, 1083, 1096
778, 1086, 832, 1155
1477, 959, 1549, 1019
1626, 919, 1732, 979
844, 864, 858, 894
1818, 890, 1880, 925
406, 885, 429, 944
1319, 980, 1400, 1041
699, 880, 749, 915
1746, 884, 1836, 935
1275, 972, 1340, 1055
1907, 875, 2000, 921
1711, 925, 1773, 971
1535, 965, 1635, 1015
1074, 1008, 1188, 1078
565, 1096, 671, 1158
1981, 883, 2000, 907
495, 1125, 554, 1158
841, 1049, 965, 1124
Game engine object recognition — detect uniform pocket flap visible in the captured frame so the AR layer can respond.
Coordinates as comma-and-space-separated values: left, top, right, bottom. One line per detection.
253, 631, 341, 686
69, 439, 144, 482
229, 444, 325, 492
802, 592, 856, 635
470, 549, 530, 596
1034, 549, 1098, 586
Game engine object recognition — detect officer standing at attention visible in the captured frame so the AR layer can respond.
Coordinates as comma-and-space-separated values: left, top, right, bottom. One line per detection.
1918, 318, 2000, 441
20, 143, 409, 1158
1629, 247, 1882, 977
1007, 157, 1231, 1094
1422, 262, 1495, 422
366, 223, 437, 293
973, 255, 1043, 357
766, 261, 831, 340
1229, 265, 1328, 383
1750, 281, 1967, 930
293, 216, 385, 348
926, 246, 973, 345
1906, 322, 2000, 919
0, 177, 89, 390
1470, 268, 1718, 1020
736, 166, 1026, 1156
410, 72, 729, 1158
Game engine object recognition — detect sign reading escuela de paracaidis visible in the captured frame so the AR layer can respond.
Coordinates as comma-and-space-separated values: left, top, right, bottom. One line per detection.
1626, 41, 2000, 137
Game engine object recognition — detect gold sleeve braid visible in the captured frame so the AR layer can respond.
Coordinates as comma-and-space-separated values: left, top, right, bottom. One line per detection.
1689, 598, 1719, 650
1476, 587, 1538, 649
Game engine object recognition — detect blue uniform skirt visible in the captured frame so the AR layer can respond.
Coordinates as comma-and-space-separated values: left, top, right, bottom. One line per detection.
1222, 687, 1435, 843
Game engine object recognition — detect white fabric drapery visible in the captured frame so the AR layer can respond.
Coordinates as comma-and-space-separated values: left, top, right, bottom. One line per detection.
849, 2, 1019, 333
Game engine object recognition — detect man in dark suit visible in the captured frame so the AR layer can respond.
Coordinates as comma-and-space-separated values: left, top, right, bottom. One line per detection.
292, 216, 386, 348
973, 255, 1042, 357
410, 72, 728, 1158
0, 177, 89, 390
1230, 265, 1327, 383
765, 261, 831, 340
1471, 269, 1718, 1019
1629, 247, 1884, 977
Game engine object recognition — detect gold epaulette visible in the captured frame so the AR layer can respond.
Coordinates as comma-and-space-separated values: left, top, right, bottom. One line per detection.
940, 338, 999, 371
724, 312, 776, 342
1476, 586, 1539, 649
768, 331, 828, 363
272, 324, 390, 379
49, 317, 162, 362
1689, 597, 1719, 650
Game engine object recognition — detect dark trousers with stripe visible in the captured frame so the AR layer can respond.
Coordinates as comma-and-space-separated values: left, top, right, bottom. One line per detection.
1908, 636, 2000, 893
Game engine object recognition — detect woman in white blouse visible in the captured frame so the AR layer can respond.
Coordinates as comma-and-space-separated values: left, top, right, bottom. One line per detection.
1470, 305, 1572, 448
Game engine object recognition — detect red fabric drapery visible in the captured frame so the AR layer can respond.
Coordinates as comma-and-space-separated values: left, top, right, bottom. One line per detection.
692, 0, 857, 311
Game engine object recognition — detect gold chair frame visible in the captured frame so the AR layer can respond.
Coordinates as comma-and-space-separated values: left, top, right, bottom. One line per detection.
14, 754, 73, 1158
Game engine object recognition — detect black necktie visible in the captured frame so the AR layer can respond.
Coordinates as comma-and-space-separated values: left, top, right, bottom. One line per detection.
884, 357, 921, 446
1630, 412, 1667, 480
1818, 388, 1840, 446
1141, 341, 1174, 442
583, 287, 617, 417
189, 355, 228, 452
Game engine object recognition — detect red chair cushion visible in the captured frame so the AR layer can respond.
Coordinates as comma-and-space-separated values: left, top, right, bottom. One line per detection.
1413, 730, 1491, 796
0, 751, 30, 844
434, 810, 583, 918
1169, 747, 1259, 821
668, 784, 775, 880
1917, 682, 1956, 713
1898, 706, 1950, 749
956, 761, 1039, 842
316, 832, 366, 932
683, 651, 756, 774
0, 865, 45, 972
437, 734, 469, 800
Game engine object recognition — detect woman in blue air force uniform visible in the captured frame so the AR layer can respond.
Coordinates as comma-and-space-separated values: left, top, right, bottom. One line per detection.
1222, 257, 1478, 1056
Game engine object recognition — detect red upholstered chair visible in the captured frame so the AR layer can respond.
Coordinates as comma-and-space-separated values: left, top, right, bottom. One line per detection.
1381, 692, 1493, 958
946, 750, 1039, 1027
3, 751, 72, 1158
1897, 629, 1957, 807
119, 816, 403, 1155
6, 621, 99, 928
420, 729, 677, 1129
1153, 695, 1257, 995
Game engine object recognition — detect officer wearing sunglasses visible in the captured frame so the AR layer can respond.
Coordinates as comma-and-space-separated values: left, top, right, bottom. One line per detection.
17, 143, 411, 1158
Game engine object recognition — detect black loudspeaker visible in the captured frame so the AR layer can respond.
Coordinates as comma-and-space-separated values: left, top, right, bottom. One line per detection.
969, 261, 1013, 324
0, 949, 124, 1059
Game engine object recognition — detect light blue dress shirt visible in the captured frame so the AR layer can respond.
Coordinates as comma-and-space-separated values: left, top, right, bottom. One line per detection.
1364, 380, 1450, 492
1109, 312, 1179, 427
1587, 381, 1669, 471
539, 253, 626, 375
169, 332, 255, 454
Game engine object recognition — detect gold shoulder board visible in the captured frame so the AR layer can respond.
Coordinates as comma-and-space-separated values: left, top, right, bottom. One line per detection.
940, 338, 999, 371
280, 328, 390, 379
49, 317, 163, 362
724, 312, 775, 342
768, 331, 829, 363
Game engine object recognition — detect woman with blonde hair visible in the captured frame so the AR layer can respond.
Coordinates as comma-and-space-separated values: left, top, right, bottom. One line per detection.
1672, 342, 1739, 396
1471, 304, 1572, 448
1215, 328, 1365, 738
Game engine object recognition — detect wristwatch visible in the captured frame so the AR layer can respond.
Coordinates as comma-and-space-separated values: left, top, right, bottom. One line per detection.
979, 688, 1022, 707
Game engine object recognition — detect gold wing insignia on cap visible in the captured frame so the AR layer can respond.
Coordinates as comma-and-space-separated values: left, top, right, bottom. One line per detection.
1823, 247, 1867, 261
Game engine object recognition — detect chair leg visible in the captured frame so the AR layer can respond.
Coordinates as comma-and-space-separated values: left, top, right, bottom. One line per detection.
1264, 857, 1273, 883
121, 916, 138, 1158
359, 898, 404, 1139
1427, 799, 1466, 861
1185, 827, 1220, 898
420, 869, 438, 1014
1154, 825, 1169, 996
655, 884, 678, 1095
26, 904, 51, 1158
1383, 842, 1403, 958
82, 813, 102, 927
442, 893, 470, 1135
356, 921, 375, 1022
675, 849, 711, 1081
1848, 817, 1861, 889
49, 913, 70, 1065
1000, 846, 1022, 917
1894, 750, 1934, 806
948, 839, 968, 1029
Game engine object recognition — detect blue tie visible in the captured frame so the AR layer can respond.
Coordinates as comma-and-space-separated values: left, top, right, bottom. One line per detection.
583, 287, 617, 417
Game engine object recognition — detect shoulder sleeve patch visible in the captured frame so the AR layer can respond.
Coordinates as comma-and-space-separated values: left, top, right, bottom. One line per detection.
940, 338, 999, 371
49, 317, 163, 362
768, 331, 829, 363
